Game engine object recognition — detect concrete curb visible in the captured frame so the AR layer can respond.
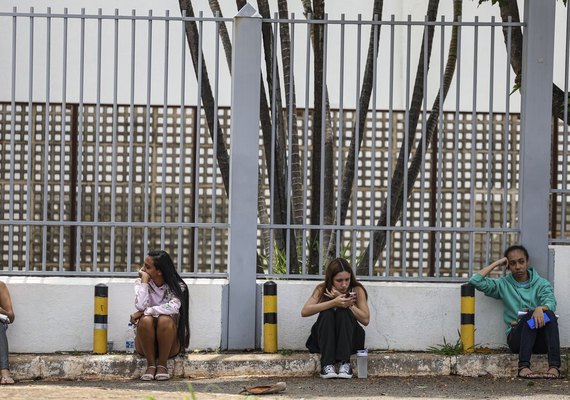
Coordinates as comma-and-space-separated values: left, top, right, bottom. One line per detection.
9, 352, 568, 381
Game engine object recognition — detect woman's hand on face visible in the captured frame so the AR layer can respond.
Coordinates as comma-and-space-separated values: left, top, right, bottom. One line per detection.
494, 257, 509, 269
324, 288, 341, 299
138, 267, 150, 283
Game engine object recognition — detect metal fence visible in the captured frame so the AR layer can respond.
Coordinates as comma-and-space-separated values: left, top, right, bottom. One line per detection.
0, 4, 567, 280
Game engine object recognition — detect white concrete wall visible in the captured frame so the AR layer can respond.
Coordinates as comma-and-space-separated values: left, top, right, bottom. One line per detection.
3, 277, 225, 353
274, 281, 506, 351
3, 246, 569, 352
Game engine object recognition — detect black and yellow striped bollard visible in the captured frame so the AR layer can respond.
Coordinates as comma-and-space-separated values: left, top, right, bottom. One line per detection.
93, 283, 108, 354
263, 281, 277, 353
460, 283, 475, 353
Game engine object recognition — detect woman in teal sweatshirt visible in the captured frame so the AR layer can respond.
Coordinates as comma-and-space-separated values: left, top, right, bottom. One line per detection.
469, 245, 561, 379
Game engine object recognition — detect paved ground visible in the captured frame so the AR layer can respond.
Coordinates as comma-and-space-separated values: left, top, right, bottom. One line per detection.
2, 375, 570, 400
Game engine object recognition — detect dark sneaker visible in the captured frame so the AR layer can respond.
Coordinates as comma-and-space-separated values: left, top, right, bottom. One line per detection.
320, 364, 338, 379
338, 362, 353, 379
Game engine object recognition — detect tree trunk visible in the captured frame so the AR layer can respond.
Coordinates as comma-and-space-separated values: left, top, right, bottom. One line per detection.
277, 0, 305, 254
357, 0, 462, 274
178, 0, 230, 195
257, 0, 300, 273
498, 0, 569, 123
328, 0, 384, 261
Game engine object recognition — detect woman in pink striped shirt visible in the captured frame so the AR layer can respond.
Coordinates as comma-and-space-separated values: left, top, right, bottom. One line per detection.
129, 250, 189, 381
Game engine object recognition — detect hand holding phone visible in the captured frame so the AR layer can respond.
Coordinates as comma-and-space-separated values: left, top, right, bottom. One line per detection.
527, 313, 551, 329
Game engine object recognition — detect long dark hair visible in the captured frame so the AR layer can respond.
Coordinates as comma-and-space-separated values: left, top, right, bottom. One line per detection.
317, 258, 368, 302
148, 250, 190, 351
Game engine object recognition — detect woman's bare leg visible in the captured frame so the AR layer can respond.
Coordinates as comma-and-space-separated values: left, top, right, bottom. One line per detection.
156, 315, 179, 368
135, 316, 158, 373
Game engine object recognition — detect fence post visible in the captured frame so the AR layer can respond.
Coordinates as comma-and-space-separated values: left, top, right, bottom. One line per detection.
263, 281, 278, 353
93, 283, 108, 354
460, 283, 475, 352
226, 3, 262, 350
519, 0, 555, 279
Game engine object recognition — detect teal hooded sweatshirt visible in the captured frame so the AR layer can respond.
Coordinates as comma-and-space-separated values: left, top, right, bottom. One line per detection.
468, 268, 557, 335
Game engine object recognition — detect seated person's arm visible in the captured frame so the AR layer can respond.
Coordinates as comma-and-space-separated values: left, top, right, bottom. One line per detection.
468, 257, 508, 298
0, 282, 15, 323
477, 257, 508, 277
349, 286, 370, 326
301, 287, 352, 317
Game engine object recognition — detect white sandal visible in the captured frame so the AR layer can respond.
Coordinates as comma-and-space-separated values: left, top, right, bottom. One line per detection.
140, 366, 156, 381
155, 365, 170, 381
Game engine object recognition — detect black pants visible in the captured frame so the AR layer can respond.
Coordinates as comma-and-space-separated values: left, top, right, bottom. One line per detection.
507, 310, 561, 369
306, 308, 365, 367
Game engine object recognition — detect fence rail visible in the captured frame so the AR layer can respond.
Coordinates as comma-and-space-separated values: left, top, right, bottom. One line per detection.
0, 5, 568, 282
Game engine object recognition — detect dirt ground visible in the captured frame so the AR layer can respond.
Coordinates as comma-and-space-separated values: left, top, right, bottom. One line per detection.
1, 375, 569, 400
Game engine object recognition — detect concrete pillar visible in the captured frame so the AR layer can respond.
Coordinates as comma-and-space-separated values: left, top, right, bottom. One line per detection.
226, 3, 262, 349
519, 0, 555, 279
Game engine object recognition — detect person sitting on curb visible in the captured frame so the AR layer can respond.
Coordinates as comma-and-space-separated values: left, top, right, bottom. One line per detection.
130, 250, 190, 381
0, 281, 16, 385
301, 258, 370, 379
469, 244, 561, 379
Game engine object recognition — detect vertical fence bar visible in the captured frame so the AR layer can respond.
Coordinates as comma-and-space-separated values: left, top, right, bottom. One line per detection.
8, 7, 17, 272
335, 15, 345, 257
435, 16, 445, 277
161, 10, 170, 248
210, 13, 220, 274
402, 15, 412, 276
76, 8, 86, 272
41, 8, 52, 272
226, 4, 261, 349
177, 10, 187, 272
93, 8, 103, 272
301, 16, 312, 275
484, 18, 495, 266
25, 7, 35, 273
519, 0, 555, 278
451, 18, 462, 277
562, 3, 570, 241
468, 18, 479, 276
268, 13, 277, 275
143, 10, 153, 256
502, 18, 512, 253
126, 9, 136, 272
193, 12, 204, 275
59, 9, 69, 271
110, 9, 119, 272
318, 15, 328, 275
369, 16, 379, 276
350, 15, 362, 270
418, 15, 429, 277
386, 15, 394, 276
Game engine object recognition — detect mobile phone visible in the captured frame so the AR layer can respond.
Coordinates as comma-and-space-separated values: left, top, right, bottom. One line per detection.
526, 313, 551, 329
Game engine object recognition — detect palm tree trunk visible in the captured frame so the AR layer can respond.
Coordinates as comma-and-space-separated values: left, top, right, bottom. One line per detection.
178, 0, 230, 194
277, 0, 305, 254
328, 0, 384, 261
357, 0, 462, 274
498, 0, 569, 123
257, 0, 300, 273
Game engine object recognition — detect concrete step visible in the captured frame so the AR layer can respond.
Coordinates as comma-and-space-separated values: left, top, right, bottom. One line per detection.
9, 352, 569, 381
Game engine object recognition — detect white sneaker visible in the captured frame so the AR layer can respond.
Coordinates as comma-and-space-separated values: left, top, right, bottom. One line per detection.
338, 362, 353, 379
320, 364, 338, 379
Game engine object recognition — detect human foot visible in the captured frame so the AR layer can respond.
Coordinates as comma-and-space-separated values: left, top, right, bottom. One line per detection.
0, 374, 15, 385
140, 366, 156, 381
155, 365, 170, 381
517, 367, 540, 379
544, 367, 561, 379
